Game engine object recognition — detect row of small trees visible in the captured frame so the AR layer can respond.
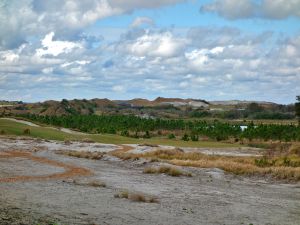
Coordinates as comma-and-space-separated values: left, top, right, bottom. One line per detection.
19, 113, 300, 141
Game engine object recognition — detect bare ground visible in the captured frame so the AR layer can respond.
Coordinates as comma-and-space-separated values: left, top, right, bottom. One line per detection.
0, 137, 299, 225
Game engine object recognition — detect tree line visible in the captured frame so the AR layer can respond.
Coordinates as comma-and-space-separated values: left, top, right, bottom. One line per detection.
18, 114, 300, 141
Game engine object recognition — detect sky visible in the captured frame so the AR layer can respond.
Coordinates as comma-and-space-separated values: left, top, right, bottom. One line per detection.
0, 0, 300, 104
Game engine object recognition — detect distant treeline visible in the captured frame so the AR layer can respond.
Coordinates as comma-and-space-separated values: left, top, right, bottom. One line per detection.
19, 114, 300, 141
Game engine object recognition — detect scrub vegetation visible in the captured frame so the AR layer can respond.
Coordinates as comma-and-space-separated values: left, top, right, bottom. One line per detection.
115, 147, 300, 181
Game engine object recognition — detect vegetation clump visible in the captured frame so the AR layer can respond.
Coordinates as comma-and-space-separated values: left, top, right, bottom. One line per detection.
114, 148, 300, 181
87, 180, 106, 188
56, 150, 103, 160
114, 190, 159, 203
23, 128, 31, 135
168, 133, 176, 139
143, 165, 192, 177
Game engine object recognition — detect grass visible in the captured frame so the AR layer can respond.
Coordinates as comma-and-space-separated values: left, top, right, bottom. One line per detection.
114, 148, 300, 181
87, 180, 106, 188
56, 150, 104, 160
72, 179, 106, 188
143, 165, 192, 177
0, 118, 241, 148
114, 190, 159, 203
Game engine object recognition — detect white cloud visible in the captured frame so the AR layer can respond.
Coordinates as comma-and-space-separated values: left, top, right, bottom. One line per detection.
201, 0, 300, 20
0, 0, 185, 50
201, 0, 256, 20
130, 17, 155, 28
0, 26, 299, 103
122, 31, 187, 58
262, 0, 300, 19
36, 32, 83, 57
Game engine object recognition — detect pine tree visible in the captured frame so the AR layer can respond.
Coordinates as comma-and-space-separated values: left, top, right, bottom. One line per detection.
296, 96, 300, 125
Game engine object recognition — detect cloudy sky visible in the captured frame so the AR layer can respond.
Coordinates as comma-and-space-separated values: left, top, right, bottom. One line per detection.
0, 0, 299, 103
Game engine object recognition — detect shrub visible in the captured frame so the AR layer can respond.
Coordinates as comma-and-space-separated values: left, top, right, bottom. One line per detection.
181, 134, 189, 141
143, 166, 192, 177
129, 193, 146, 202
121, 130, 129, 137
191, 134, 199, 141
87, 180, 106, 188
23, 128, 31, 135
168, 133, 176, 139
114, 190, 159, 203
143, 131, 151, 139
56, 150, 103, 160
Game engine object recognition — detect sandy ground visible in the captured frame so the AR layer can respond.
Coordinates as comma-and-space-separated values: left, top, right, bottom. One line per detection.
0, 137, 299, 225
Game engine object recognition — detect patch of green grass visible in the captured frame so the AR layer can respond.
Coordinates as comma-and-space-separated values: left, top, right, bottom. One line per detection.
0, 118, 241, 148
0, 119, 75, 141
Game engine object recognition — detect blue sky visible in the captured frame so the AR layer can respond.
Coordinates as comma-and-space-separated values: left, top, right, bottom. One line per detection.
0, 0, 300, 103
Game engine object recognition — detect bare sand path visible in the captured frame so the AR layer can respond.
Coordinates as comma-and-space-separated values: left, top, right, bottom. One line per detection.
0, 144, 133, 183
0, 151, 92, 183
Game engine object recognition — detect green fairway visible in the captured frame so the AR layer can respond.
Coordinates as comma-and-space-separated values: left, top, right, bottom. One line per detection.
0, 118, 241, 148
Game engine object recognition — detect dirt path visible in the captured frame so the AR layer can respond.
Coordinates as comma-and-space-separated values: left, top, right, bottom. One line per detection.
0, 144, 133, 183
0, 151, 92, 183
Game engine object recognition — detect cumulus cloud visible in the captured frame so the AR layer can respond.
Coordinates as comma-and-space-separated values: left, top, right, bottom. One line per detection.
36, 32, 83, 57
200, 0, 256, 20
0, 0, 184, 50
118, 30, 187, 58
262, 0, 300, 19
0, 22, 299, 103
201, 0, 300, 20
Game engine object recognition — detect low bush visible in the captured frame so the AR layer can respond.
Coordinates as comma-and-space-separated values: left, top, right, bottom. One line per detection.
23, 128, 30, 135
114, 190, 159, 203
56, 150, 103, 160
143, 166, 192, 177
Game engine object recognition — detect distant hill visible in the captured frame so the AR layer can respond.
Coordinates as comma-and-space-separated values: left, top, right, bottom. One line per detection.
114, 97, 209, 108
0, 97, 295, 120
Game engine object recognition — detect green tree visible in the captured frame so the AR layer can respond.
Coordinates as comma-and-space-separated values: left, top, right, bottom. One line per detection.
168, 133, 176, 139
181, 133, 189, 141
296, 96, 300, 125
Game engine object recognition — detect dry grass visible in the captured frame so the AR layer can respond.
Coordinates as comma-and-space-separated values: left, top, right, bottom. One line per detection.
113, 148, 300, 181
114, 190, 159, 203
87, 180, 106, 188
82, 138, 95, 143
289, 143, 300, 156
143, 166, 192, 177
168, 159, 300, 180
56, 150, 103, 160
72, 179, 106, 188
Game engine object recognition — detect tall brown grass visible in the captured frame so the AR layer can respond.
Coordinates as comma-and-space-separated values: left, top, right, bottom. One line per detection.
56, 150, 103, 160
143, 166, 192, 177
114, 190, 159, 203
114, 148, 300, 181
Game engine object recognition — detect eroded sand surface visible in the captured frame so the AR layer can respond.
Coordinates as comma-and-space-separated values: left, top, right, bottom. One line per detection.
0, 137, 299, 225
